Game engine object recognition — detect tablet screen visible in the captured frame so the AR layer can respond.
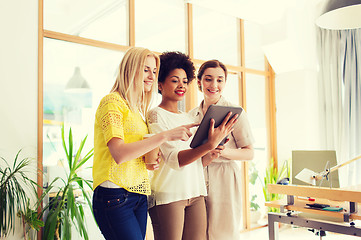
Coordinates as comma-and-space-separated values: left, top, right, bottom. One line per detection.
190, 105, 243, 148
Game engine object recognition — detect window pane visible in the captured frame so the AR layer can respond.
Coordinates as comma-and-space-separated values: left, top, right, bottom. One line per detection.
197, 73, 239, 106
135, 0, 186, 52
44, 0, 127, 45
246, 74, 267, 155
244, 20, 265, 70
43, 38, 124, 187
223, 74, 240, 106
246, 74, 267, 212
193, 5, 239, 65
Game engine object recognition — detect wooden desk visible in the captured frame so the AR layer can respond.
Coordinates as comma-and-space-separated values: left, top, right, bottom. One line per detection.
266, 184, 361, 240
268, 184, 361, 203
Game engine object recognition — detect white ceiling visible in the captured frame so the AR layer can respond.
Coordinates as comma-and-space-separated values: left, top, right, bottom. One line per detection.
191, 0, 325, 25
191, 0, 326, 74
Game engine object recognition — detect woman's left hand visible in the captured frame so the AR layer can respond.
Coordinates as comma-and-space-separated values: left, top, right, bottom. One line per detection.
207, 112, 238, 149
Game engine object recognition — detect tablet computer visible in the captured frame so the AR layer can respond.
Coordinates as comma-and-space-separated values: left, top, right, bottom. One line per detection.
190, 104, 243, 148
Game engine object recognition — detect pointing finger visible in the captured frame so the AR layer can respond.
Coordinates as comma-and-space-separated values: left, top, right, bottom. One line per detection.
183, 123, 199, 129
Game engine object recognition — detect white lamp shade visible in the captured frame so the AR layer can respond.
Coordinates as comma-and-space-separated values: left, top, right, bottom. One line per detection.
316, 0, 361, 30
65, 67, 90, 91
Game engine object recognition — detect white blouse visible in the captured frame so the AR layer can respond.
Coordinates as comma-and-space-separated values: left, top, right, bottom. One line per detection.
146, 107, 207, 209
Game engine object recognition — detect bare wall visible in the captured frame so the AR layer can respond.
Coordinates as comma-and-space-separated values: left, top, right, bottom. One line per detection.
0, 1, 38, 239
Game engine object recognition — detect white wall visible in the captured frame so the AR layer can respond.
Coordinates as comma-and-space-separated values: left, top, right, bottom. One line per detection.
0, 1, 38, 154
275, 70, 321, 164
261, 0, 323, 166
0, 1, 38, 239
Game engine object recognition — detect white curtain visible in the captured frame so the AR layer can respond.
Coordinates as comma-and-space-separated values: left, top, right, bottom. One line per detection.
318, 28, 361, 187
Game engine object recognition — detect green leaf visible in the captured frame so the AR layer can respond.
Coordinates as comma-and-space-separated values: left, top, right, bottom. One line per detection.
249, 171, 258, 185
62, 211, 72, 240
42, 125, 93, 239
44, 208, 59, 240
61, 124, 68, 159
68, 127, 74, 169
73, 135, 87, 170
67, 185, 75, 219
0, 149, 38, 236
74, 149, 94, 172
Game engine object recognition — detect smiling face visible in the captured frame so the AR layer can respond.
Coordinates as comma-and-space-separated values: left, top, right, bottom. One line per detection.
198, 67, 226, 103
159, 68, 188, 102
143, 56, 157, 92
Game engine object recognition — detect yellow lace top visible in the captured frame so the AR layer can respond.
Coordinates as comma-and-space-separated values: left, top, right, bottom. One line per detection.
93, 92, 150, 195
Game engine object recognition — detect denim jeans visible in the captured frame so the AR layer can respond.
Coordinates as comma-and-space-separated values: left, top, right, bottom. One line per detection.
93, 186, 148, 240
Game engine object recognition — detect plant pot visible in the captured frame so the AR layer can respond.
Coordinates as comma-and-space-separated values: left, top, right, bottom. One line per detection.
250, 210, 262, 224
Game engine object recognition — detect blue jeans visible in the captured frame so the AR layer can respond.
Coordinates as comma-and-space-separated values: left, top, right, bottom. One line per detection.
93, 186, 148, 240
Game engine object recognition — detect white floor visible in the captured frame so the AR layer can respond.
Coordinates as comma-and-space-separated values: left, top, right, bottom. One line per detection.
241, 224, 361, 240
90, 215, 361, 240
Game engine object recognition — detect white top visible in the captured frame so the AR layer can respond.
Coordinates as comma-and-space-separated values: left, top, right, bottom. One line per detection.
146, 107, 207, 208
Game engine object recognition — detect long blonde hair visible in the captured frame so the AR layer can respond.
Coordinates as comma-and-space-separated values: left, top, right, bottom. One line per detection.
111, 47, 160, 116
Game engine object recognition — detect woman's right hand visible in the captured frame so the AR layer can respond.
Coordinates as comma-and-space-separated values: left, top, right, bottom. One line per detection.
162, 123, 199, 141
202, 145, 225, 166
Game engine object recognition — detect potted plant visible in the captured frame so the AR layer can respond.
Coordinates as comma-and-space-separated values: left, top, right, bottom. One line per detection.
0, 149, 39, 238
17, 199, 44, 240
43, 125, 94, 240
249, 162, 261, 224
262, 158, 290, 213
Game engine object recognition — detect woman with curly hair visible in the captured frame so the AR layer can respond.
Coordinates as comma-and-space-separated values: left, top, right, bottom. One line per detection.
146, 52, 238, 240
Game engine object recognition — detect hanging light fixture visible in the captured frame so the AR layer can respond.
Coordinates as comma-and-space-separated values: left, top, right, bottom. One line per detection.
65, 66, 90, 92
316, 0, 361, 30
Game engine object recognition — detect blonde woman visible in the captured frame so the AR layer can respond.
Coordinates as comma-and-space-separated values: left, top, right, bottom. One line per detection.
189, 60, 255, 240
92, 47, 197, 240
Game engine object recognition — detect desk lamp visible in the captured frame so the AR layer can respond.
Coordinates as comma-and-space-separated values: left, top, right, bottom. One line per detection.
296, 154, 361, 186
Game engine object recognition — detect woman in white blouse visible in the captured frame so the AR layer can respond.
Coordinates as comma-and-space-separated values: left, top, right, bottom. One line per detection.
146, 52, 238, 240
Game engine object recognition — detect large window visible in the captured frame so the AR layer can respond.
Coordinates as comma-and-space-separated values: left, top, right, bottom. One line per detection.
245, 73, 268, 213
44, 0, 128, 45
135, 0, 186, 52
193, 4, 239, 65
39, 0, 276, 234
43, 38, 124, 186
244, 20, 265, 70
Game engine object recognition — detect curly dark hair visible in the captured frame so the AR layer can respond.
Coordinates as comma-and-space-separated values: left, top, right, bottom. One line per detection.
158, 51, 195, 93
